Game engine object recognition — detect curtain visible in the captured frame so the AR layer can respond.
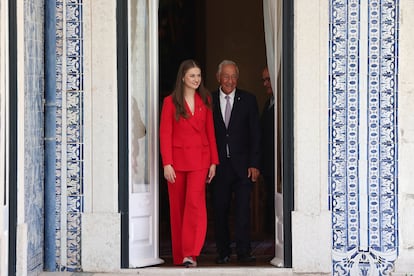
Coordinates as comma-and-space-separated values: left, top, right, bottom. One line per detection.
263, 0, 282, 92
263, 0, 282, 192
263, 0, 284, 266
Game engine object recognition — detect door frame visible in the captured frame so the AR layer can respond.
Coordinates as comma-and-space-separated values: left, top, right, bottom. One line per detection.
117, 0, 129, 268
0, 0, 10, 274
117, 0, 295, 268
7, 0, 18, 274
281, 0, 294, 268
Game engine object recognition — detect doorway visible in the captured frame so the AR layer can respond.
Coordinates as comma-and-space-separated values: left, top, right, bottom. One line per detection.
157, 0, 286, 267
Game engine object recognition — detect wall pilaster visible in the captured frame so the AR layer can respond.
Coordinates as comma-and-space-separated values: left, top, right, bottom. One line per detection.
292, 1, 331, 273
81, 0, 120, 271
392, 0, 414, 274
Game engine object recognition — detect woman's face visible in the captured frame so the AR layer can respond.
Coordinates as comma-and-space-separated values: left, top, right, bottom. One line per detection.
183, 67, 201, 90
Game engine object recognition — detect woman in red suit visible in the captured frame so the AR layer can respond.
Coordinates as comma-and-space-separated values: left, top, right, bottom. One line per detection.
160, 59, 219, 267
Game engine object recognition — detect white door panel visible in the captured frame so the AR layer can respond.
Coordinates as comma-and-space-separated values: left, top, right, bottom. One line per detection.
129, 192, 162, 267
127, 0, 163, 268
271, 192, 284, 267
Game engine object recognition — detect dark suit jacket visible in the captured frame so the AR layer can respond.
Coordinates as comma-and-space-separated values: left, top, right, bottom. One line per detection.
260, 98, 275, 179
212, 88, 261, 178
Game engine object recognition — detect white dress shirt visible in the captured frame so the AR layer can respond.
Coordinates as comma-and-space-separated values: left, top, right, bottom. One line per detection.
219, 88, 235, 121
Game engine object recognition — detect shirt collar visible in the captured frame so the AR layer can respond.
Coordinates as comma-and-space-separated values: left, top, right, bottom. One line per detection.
219, 87, 236, 100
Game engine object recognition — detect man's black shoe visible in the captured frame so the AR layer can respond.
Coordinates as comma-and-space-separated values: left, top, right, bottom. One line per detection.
237, 254, 256, 263
215, 255, 230, 264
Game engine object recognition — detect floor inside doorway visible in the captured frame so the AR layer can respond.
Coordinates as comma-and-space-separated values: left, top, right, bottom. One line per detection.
158, 176, 278, 267
159, 239, 275, 267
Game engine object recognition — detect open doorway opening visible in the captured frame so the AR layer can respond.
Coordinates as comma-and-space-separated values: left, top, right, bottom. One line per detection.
157, 0, 286, 266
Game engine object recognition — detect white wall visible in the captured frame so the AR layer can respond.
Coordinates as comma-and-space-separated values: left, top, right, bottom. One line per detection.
77, 0, 414, 274
393, 0, 414, 273
292, 0, 414, 275
81, 0, 121, 272
291, 0, 331, 273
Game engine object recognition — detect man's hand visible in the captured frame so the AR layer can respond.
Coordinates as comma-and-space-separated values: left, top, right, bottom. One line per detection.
247, 167, 260, 182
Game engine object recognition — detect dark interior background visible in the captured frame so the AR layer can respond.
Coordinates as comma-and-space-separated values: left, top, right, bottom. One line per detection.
158, 0, 268, 110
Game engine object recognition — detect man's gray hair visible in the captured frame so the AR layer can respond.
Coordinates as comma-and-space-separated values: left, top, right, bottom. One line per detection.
217, 60, 239, 77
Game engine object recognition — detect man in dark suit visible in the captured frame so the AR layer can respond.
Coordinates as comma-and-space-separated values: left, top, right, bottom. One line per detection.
210, 60, 261, 264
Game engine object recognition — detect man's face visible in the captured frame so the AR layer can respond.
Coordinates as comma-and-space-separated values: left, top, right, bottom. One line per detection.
217, 64, 238, 94
262, 68, 273, 95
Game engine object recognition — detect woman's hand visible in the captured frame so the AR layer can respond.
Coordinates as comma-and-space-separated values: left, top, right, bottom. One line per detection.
164, 164, 176, 183
206, 164, 216, 183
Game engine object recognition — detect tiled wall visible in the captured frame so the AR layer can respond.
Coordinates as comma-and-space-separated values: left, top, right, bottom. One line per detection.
24, 0, 45, 274
329, 0, 399, 275
54, 0, 84, 271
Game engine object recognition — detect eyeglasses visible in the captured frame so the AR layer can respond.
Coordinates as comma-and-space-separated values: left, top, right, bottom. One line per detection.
262, 77, 271, 82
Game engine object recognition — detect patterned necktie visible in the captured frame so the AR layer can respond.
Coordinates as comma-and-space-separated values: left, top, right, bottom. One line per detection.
224, 95, 231, 128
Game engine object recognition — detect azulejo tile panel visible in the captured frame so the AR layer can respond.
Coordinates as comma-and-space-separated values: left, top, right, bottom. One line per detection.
55, 0, 84, 271
329, 0, 399, 275
24, 0, 46, 274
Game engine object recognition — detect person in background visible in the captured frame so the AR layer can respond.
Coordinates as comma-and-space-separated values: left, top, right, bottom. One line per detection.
260, 66, 276, 235
210, 60, 261, 264
160, 59, 219, 268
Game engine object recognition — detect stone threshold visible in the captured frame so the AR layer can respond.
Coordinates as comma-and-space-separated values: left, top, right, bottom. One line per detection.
40, 267, 333, 276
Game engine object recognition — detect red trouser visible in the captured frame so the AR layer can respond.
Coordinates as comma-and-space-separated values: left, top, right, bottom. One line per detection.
167, 168, 208, 265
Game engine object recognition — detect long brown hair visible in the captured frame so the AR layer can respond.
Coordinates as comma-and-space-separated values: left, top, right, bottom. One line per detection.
172, 59, 211, 120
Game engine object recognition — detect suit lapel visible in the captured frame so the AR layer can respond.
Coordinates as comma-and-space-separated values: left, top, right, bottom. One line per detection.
213, 91, 226, 128
227, 90, 241, 128
186, 93, 203, 132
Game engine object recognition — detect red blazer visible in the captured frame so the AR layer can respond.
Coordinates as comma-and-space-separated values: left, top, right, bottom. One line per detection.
160, 93, 219, 171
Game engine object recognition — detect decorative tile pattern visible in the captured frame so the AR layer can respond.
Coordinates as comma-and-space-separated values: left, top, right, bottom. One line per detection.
24, 0, 45, 275
329, 0, 399, 275
55, 0, 83, 271
367, 0, 399, 258
55, 0, 64, 270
